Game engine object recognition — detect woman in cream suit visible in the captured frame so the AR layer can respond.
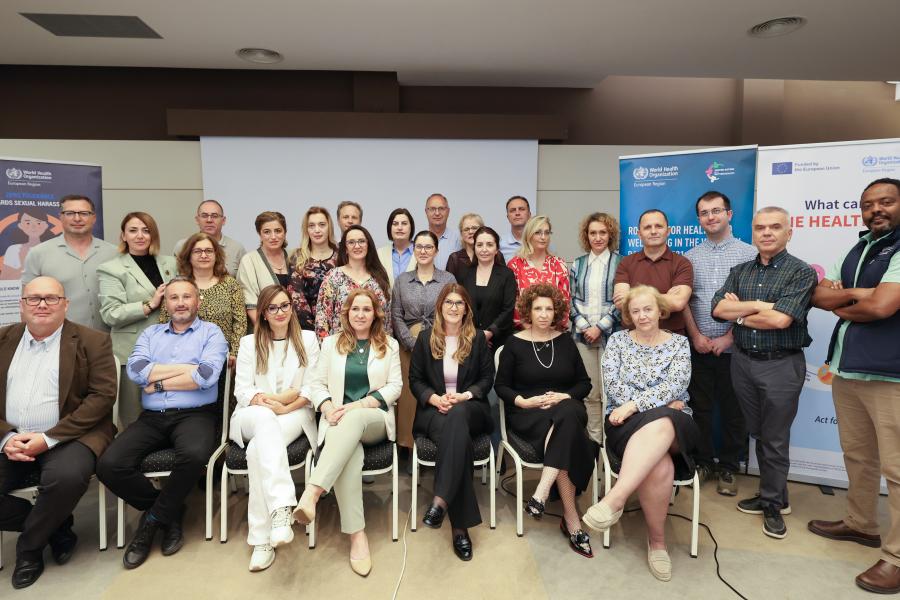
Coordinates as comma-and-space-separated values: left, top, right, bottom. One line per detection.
232, 284, 319, 572
98, 211, 176, 425
238, 211, 290, 326
292, 288, 401, 577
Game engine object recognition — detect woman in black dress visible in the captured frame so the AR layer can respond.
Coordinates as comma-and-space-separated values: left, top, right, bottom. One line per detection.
494, 282, 595, 558
409, 283, 494, 561
462, 226, 516, 350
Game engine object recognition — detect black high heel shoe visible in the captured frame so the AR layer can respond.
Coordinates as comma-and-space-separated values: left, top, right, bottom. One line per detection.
560, 519, 593, 558
524, 497, 545, 519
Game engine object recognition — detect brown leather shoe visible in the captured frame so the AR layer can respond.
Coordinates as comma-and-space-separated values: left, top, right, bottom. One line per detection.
808, 519, 881, 548
856, 560, 900, 594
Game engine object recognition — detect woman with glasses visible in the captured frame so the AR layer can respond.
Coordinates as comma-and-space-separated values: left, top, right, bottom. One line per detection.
315, 225, 392, 339
408, 284, 494, 561
391, 231, 456, 450
507, 215, 570, 329
445, 213, 504, 284
160, 233, 246, 367
98, 211, 176, 424
294, 288, 402, 577
232, 284, 319, 572
461, 226, 516, 350
238, 211, 290, 327
288, 207, 338, 331
376, 208, 416, 287
569, 213, 623, 444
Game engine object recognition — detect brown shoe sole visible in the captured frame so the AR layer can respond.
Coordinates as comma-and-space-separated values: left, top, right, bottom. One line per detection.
808, 523, 881, 548
856, 577, 900, 594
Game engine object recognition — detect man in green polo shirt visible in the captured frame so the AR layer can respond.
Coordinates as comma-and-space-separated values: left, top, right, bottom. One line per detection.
808, 178, 900, 595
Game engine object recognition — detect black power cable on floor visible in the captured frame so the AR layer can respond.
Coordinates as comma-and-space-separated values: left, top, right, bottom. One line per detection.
500, 474, 749, 600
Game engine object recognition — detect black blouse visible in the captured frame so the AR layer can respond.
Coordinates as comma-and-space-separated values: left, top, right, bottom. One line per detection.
131, 253, 163, 288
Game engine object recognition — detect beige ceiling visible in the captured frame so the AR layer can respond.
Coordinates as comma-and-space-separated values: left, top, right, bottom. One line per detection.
2, 0, 899, 87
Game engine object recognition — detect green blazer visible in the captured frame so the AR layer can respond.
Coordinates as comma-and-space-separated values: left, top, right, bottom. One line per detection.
97, 253, 177, 362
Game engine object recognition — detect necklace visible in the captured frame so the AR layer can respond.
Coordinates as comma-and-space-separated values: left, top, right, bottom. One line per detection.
353, 340, 369, 365
531, 335, 555, 369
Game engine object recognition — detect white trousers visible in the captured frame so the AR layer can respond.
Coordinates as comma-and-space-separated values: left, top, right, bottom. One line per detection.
233, 405, 306, 546
576, 339, 606, 445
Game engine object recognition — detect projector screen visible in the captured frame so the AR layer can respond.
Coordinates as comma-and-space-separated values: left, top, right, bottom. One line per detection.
200, 137, 538, 251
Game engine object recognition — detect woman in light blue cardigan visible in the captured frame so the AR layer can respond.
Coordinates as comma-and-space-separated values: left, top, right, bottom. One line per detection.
568, 212, 622, 444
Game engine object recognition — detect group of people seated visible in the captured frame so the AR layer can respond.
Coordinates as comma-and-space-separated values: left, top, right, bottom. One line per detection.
3, 180, 899, 595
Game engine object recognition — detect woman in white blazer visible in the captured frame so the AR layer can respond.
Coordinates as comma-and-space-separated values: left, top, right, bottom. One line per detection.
376, 208, 416, 287
232, 284, 320, 572
292, 288, 401, 577
97, 211, 176, 426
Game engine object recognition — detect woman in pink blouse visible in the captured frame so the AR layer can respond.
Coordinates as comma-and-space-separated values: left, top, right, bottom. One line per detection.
507, 215, 570, 329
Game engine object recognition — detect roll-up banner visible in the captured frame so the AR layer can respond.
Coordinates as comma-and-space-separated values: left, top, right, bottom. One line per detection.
757, 138, 900, 489
0, 157, 103, 325
619, 146, 757, 255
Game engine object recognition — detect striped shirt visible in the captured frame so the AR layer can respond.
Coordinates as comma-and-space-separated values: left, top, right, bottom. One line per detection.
2, 324, 63, 449
685, 235, 757, 344
712, 249, 817, 352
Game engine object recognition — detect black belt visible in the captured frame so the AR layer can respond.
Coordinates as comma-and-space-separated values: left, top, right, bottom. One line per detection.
737, 347, 801, 361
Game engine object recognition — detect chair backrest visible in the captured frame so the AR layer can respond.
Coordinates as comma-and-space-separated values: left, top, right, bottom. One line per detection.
494, 345, 508, 442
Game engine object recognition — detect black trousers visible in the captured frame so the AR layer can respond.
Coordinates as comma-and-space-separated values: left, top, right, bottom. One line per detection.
416, 401, 491, 529
96, 406, 217, 525
0, 440, 95, 561
688, 350, 746, 473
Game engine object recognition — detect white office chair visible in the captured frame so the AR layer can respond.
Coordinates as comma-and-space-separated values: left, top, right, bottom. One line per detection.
0, 355, 120, 570
493, 346, 599, 537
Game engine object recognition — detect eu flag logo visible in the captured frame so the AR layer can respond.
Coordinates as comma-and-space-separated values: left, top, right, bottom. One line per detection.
772, 162, 793, 175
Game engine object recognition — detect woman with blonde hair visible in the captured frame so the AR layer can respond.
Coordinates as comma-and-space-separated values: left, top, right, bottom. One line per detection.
232, 284, 319, 571
289, 207, 338, 331
506, 215, 570, 329
293, 288, 402, 577
583, 285, 696, 582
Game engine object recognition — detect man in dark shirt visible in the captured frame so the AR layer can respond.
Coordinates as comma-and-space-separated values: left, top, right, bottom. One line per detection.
613, 209, 693, 335
713, 206, 817, 540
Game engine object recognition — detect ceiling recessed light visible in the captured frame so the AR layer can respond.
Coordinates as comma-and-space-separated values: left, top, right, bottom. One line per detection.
236, 47, 283, 64
748, 17, 807, 38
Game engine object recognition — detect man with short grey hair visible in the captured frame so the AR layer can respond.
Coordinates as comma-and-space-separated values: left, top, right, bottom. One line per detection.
173, 200, 245, 275
425, 193, 460, 270
22, 195, 118, 331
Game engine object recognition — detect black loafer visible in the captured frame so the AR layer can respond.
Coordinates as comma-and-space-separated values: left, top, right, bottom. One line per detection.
12, 558, 44, 589
49, 521, 78, 566
161, 513, 185, 556
453, 532, 473, 561
123, 513, 159, 570
560, 519, 593, 558
524, 497, 545, 520
422, 505, 446, 529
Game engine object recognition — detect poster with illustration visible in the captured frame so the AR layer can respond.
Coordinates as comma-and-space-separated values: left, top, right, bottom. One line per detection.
0, 157, 103, 324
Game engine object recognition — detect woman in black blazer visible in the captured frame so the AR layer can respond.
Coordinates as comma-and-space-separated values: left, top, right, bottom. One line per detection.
409, 283, 494, 562
461, 226, 516, 350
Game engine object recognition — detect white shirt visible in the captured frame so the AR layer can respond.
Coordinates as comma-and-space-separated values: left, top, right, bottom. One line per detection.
586, 249, 611, 324
1, 324, 64, 450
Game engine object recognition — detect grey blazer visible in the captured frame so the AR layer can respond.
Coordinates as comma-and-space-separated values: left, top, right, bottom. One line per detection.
97, 253, 177, 362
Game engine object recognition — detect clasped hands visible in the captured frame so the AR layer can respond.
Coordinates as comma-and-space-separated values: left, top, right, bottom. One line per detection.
520, 391, 569, 410
608, 400, 685, 426
2, 432, 48, 462
322, 396, 377, 425
430, 392, 471, 414
250, 392, 309, 415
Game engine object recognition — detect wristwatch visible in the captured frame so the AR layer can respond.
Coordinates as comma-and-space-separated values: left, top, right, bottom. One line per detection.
143, 300, 153, 312
154, 380, 165, 393
735, 316, 745, 326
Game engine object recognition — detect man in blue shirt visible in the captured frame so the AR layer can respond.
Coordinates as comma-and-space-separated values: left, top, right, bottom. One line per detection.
97, 276, 228, 570
499, 196, 531, 264
426, 193, 461, 270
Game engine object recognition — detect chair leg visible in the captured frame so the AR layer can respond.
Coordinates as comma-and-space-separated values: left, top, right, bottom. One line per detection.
220, 466, 229, 543
205, 467, 215, 541
117, 497, 125, 549
481, 463, 487, 485
392, 444, 399, 542
229, 473, 237, 494
510, 450, 524, 537
305, 450, 315, 549
98, 483, 108, 551
411, 444, 419, 532
1, 530, 4, 570
691, 474, 700, 558
489, 447, 496, 529
602, 452, 612, 550
495, 444, 505, 491
591, 460, 599, 506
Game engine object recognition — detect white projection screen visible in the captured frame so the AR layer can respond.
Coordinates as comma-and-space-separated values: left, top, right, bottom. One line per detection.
200, 137, 538, 250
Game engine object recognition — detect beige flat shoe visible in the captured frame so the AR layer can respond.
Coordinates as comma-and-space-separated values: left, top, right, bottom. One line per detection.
350, 555, 372, 577
582, 500, 623, 532
647, 540, 672, 582
292, 490, 316, 525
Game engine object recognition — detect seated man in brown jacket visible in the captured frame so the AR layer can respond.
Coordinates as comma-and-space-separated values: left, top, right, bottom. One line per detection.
0, 276, 117, 590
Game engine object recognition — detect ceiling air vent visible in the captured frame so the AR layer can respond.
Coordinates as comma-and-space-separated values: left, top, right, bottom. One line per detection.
236, 48, 284, 64
20, 13, 162, 39
748, 16, 807, 38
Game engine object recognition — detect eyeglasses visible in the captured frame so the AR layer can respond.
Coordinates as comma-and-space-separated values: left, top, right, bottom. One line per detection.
533, 229, 552, 238
443, 300, 465, 309
22, 295, 65, 306
461, 226, 480, 233
265, 302, 292, 315
191, 248, 216, 256
414, 244, 435, 252
60, 210, 94, 218
426, 206, 448, 214
346, 239, 368, 247
198, 212, 223, 220
698, 208, 728, 218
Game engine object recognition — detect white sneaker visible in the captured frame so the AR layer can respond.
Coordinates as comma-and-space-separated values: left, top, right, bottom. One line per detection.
270, 506, 294, 547
249, 544, 275, 572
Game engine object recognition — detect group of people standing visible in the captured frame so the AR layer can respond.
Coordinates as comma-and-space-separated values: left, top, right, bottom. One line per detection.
2, 181, 899, 594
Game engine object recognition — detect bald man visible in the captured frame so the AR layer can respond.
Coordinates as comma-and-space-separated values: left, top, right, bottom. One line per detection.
0, 276, 117, 589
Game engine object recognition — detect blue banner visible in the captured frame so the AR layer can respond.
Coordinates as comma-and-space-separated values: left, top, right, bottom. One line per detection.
0, 157, 103, 323
619, 147, 757, 255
